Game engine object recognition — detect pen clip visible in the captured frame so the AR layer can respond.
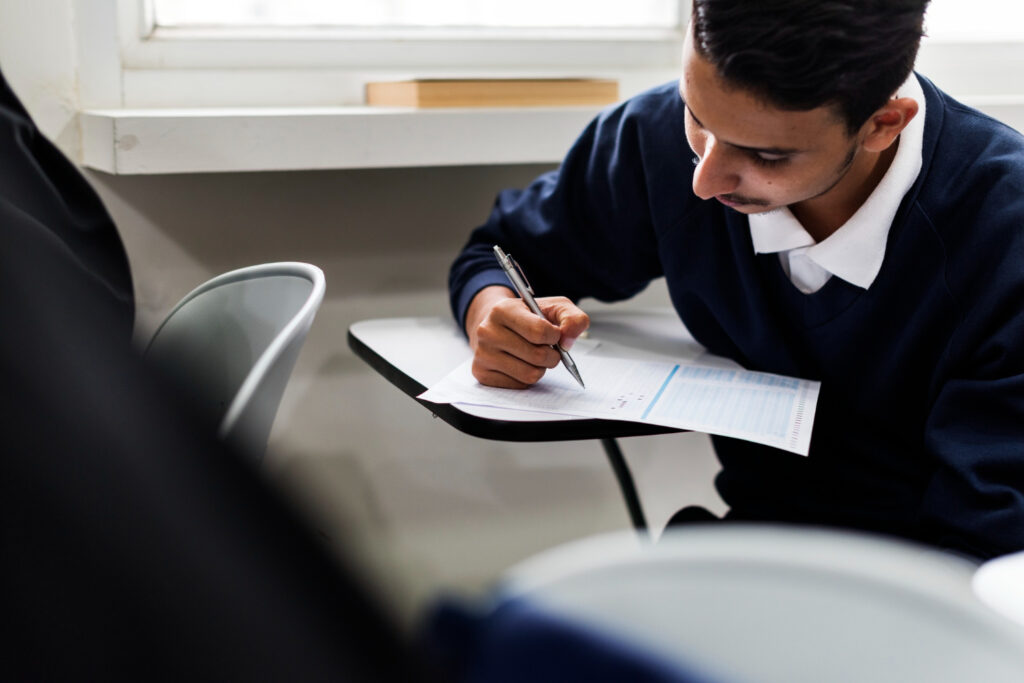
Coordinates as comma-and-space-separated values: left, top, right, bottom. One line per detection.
508, 254, 535, 296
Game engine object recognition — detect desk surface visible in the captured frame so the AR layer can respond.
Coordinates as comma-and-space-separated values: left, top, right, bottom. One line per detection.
347, 308, 699, 442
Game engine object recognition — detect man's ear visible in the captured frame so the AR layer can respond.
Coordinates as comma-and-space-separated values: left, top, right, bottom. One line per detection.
861, 97, 919, 153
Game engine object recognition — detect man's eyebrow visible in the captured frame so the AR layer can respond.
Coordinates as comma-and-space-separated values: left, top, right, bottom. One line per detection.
681, 97, 802, 156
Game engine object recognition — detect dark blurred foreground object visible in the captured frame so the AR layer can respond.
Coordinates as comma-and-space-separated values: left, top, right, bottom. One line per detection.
0, 240, 432, 681
0, 65, 133, 339
425, 526, 1024, 683
0, 65, 432, 681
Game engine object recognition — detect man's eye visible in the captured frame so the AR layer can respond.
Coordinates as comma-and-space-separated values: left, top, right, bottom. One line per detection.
752, 152, 788, 168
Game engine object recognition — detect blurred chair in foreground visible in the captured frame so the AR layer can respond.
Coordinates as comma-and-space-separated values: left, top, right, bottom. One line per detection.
145, 262, 325, 462
974, 549, 1024, 630
427, 525, 1024, 683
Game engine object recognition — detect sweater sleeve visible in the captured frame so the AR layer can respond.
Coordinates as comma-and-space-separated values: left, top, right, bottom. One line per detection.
921, 378, 1024, 558
909, 100, 1024, 560
919, 250, 1024, 559
448, 85, 685, 331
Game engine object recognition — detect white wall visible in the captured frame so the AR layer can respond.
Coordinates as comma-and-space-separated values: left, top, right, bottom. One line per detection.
0, 1, 80, 154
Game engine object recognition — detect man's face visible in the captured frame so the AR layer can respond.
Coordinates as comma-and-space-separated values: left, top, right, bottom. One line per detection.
679, 32, 863, 214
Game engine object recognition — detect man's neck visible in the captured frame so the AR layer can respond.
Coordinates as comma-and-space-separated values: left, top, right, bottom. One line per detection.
790, 141, 900, 243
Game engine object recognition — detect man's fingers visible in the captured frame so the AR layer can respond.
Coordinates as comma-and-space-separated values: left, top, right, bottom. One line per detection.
475, 315, 561, 369
489, 298, 562, 346
474, 326, 560, 375
471, 351, 551, 389
538, 296, 590, 346
466, 290, 587, 389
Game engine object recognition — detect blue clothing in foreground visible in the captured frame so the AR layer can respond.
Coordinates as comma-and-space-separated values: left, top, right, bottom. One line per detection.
449, 74, 1024, 560
426, 597, 723, 683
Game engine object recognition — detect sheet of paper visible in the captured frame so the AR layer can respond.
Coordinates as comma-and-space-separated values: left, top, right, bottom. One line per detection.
419, 342, 820, 455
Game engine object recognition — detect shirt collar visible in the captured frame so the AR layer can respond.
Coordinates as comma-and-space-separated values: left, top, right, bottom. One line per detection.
749, 74, 926, 289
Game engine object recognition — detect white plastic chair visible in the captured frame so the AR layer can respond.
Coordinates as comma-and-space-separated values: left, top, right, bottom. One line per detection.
974, 550, 1024, 628
145, 262, 325, 462
494, 525, 1024, 683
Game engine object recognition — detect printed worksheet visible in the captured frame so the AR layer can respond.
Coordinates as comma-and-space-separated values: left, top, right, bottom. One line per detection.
419, 342, 820, 455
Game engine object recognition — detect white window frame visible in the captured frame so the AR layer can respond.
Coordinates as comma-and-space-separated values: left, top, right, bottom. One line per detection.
100, 0, 688, 109
128, 6, 687, 69
75, 0, 1024, 174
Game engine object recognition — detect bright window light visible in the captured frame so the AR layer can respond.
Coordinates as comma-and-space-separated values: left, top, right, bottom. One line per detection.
151, 1, 1024, 40
925, 0, 1024, 41
151, 0, 680, 29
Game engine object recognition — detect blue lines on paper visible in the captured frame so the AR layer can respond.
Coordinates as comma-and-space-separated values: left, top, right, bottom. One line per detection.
641, 364, 679, 420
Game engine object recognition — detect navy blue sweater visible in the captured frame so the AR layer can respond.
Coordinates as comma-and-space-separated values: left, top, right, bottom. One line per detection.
449, 75, 1024, 559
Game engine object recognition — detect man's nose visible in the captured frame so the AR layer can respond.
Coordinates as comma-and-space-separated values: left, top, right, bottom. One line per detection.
692, 139, 740, 199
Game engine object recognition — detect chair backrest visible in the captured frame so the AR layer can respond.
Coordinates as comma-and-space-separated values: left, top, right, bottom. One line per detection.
974, 550, 1024, 627
496, 526, 1024, 683
145, 262, 325, 461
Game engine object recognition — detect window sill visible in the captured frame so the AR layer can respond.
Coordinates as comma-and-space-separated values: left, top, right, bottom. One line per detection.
79, 105, 609, 174
79, 95, 1024, 175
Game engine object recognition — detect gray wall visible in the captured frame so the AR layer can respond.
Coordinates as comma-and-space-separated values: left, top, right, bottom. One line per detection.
86, 165, 724, 625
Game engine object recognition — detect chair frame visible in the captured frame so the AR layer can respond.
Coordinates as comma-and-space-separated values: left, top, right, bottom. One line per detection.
146, 262, 325, 442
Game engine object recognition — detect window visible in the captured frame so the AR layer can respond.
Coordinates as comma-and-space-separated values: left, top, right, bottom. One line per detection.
113, 0, 689, 108
75, 1, 688, 173
914, 0, 1024, 100
76, 0, 1024, 174
925, 0, 1024, 42
149, 0, 1024, 41
152, 0, 680, 30
131, 0, 687, 69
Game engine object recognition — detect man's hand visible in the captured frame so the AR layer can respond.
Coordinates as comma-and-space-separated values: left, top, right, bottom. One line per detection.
465, 285, 590, 389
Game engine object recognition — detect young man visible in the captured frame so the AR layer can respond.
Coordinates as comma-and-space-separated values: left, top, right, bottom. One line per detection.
448, 0, 1024, 559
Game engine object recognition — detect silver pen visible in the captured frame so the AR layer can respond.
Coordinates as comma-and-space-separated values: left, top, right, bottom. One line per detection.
493, 244, 585, 389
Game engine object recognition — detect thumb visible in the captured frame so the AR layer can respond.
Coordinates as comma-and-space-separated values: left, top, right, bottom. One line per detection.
538, 296, 589, 344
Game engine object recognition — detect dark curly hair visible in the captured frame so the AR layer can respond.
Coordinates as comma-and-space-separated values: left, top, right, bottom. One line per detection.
691, 0, 930, 134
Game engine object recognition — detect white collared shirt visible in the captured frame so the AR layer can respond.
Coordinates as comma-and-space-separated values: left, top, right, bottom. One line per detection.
748, 75, 926, 294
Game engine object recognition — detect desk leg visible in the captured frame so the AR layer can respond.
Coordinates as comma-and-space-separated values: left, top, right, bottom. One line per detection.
600, 438, 647, 534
